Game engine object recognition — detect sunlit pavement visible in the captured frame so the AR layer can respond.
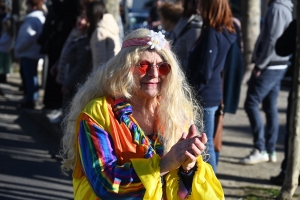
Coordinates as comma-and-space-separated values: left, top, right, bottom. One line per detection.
219, 71, 300, 199
0, 73, 73, 200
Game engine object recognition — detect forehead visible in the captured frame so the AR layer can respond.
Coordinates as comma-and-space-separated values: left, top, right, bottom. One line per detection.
139, 51, 163, 62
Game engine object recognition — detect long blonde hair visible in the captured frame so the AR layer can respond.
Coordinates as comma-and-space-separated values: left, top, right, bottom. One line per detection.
60, 28, 203, 173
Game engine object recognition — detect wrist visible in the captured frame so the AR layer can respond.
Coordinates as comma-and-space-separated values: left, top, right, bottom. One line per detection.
254, 65, 261, 71
180, 165, 194, 174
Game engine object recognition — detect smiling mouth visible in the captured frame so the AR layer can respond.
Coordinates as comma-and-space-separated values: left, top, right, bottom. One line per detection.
144, 82, 159, 85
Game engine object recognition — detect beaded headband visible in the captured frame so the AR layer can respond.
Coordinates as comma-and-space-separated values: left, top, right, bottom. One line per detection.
121, 30, 170, 51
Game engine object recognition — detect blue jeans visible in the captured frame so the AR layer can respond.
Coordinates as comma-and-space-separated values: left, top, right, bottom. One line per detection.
203, 106, 219, 173
244, 69, 286, 153
20, 57, 39, 101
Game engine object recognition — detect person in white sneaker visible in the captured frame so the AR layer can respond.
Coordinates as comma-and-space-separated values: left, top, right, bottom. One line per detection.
241, 0, 293, 165
241, 148, 269, 164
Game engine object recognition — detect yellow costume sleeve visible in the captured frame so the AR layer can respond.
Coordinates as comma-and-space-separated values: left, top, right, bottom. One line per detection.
130, 154, 162, 200
165, 156, 224, 200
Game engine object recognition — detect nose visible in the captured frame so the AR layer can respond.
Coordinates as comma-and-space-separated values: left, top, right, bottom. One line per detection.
147, 63, 159, 77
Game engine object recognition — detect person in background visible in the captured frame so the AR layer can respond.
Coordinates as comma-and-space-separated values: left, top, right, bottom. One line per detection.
119, 0, 129, 34
157, 1, 183, 40
0, 2, 7, 34
59, 28, 224, 199
116, 0, 124, 45
0, 16, 14, 83
14, 0, 45, 108
230, 3, 244, 53
86, 1, 120, 69
240, 0, 293, 165
45, 0, 91, 123
55, 13, 92, 122
270, 18, 297, 185
37, 0, 81, 110
218, 11, 245, 165
222, 3, 244, 116
170, 0, 202, 71
187, 0, 236, 173
147, 0, 161, 32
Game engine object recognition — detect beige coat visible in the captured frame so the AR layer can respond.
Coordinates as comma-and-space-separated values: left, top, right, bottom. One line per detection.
90, 13, 121, 69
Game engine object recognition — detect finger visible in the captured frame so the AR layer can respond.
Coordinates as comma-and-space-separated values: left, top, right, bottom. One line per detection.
179, 132, 188, 141
190, 137, 206, 153
190, 143, 202, 157
187, 124, 198, 139
200, 132, 208, 144
184, 150, 196, 162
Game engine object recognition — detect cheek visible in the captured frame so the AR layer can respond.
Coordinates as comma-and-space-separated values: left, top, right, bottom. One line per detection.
132, 67, 145, 78
131, 68, 144, 84
130, 67, 137, 74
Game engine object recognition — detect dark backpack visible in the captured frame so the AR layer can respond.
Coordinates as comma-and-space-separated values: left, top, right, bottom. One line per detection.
223, 39, 244, 114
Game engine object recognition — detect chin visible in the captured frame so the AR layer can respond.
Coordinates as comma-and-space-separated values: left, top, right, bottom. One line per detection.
138, 91, 160, 100
145, 93, 159, 99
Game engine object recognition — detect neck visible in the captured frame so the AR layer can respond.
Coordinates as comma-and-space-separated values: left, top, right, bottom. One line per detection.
129, 97, 158, 115
129, 97, 158, 135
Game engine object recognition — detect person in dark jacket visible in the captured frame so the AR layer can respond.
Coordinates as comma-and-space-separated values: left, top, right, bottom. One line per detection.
270, 18, 297, 185
37, 0, 81, 110
170, 0, 202, 71
55, 13, 92, 120
187, 0, 236, 173
157, 2, 183, 40
223, 18, 244, 115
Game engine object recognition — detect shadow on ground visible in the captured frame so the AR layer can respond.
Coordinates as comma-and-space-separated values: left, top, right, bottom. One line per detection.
0, 82, 73, 200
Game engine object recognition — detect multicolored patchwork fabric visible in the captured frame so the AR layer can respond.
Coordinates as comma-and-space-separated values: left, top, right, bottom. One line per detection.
74, 97, 164, 199
73, 96, 224, 200
113, 98, 164, 158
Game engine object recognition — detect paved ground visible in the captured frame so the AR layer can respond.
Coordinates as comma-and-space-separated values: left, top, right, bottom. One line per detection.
0, 73, 73, 200
0, 71, 299, 200
218, 72, 300, 199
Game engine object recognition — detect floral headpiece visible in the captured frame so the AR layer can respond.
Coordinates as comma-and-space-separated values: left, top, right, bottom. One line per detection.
121, 30, 169, 51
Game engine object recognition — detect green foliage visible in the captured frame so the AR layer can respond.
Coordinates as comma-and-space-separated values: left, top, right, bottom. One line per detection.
242, 187, 280, 200
240, 186, 300, 199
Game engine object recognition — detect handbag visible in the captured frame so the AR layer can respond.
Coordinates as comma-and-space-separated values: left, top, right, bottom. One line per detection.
214, 68, 224, 152
214, 103, 224, 152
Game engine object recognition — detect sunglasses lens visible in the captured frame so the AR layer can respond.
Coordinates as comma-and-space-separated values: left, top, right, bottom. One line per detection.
158, 63, 171, 75
137, 61, 171, 75
138, 61, 150, 74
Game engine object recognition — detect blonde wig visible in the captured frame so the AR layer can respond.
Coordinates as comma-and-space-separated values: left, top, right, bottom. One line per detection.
60, 28, 203, 173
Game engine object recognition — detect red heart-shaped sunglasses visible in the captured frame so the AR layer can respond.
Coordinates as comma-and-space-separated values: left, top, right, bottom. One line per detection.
136, 60, 171, 76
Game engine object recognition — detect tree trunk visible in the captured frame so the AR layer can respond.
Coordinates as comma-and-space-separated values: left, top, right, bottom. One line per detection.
241, 0, 261, 72
292, 0, 297, 18
277, 1, 300, 199
104, 0, 120, 21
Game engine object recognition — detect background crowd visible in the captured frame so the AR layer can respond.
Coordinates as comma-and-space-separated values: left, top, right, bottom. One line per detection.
0, 0, 296, 187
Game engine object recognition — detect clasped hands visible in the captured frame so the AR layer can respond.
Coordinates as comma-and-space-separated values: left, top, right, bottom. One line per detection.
160, 124, 207, 175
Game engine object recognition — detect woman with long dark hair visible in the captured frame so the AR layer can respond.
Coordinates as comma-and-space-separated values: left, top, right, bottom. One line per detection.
187, 0, 236, 173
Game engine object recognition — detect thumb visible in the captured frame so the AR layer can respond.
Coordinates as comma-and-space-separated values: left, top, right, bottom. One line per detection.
187, 124, 198, 139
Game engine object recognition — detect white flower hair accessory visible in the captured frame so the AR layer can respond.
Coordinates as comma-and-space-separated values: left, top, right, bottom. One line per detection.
147, 30, 167, 51
121, 30, 170, 50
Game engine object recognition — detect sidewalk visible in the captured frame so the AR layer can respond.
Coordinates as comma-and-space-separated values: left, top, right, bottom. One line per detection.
1, 71, 300, 199
0, 72, 73, 200
218, 71, 300, 199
